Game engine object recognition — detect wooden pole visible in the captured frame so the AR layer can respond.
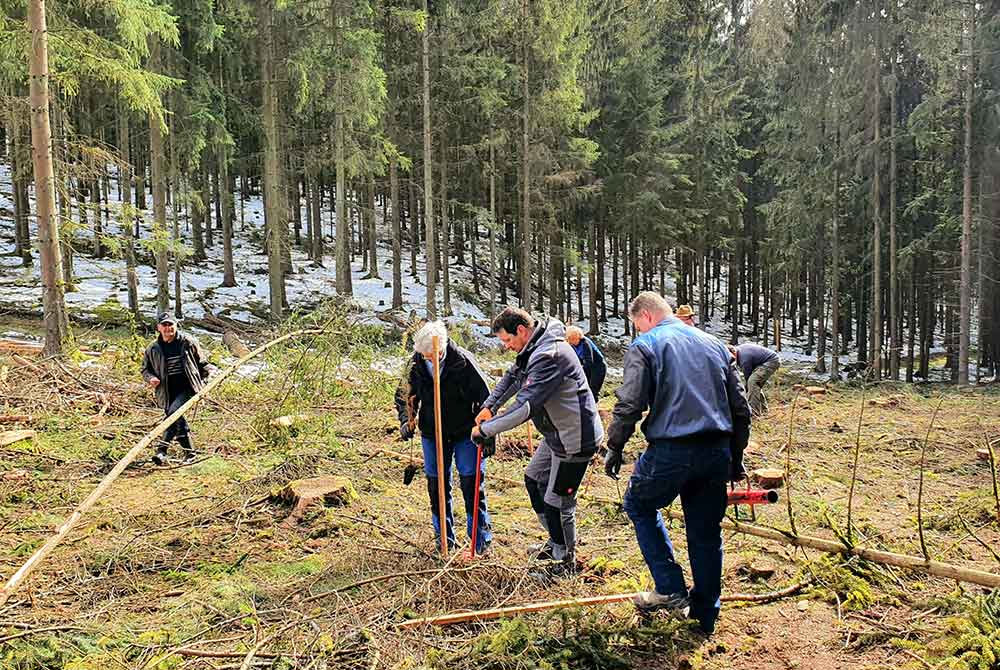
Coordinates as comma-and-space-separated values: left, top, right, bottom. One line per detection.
399, 581, 809, 629
0, 328, 321, 607
432, 335, 448, 556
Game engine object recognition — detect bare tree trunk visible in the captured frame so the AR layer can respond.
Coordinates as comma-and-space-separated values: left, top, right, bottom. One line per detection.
831, 139, 841, 381
422, 0, 436, 317
148, 39, 170, 316
519, 0, 531, 309
409, 179, 418, 279
169, 108, 182, 317
441, 138, 452, 316
367, 173, 379, 279
870, 23, 883, 379
220, 145, 236, 287
888, 23, 900, 380
118, 107, 139, 319
390, 156, 402, 309
489, 135, 497, 320
260, 0, 286, 317
28, 0, 69, 354
959, 5, 975, 386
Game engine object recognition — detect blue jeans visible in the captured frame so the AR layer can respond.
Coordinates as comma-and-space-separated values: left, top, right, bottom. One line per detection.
623, 437, 730, 633
421, 436, 493, 552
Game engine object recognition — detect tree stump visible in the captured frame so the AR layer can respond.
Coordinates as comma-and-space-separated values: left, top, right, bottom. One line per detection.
272, 476, 357, 525
752, 468, 786, 489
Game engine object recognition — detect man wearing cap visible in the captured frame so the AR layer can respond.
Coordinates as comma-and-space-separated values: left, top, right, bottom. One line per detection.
675, 305, 696, 327
565, 326, 607, 400
604, 292, 750, 636
141, 314, 211, 465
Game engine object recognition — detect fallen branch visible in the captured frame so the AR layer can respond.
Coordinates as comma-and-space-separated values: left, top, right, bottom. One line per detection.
398, 580, 810, 629
301, 565, 483, 604
0, 328, 322, 607
0, 624, 85, 644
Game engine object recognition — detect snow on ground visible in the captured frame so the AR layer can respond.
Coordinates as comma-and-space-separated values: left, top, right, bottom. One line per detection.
1, 162, 974, 380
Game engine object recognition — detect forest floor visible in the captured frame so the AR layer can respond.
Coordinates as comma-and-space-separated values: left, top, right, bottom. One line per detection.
1, 310, 999, 670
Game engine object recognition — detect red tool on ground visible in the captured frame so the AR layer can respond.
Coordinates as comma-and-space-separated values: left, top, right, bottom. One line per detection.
727, 488, 779, 505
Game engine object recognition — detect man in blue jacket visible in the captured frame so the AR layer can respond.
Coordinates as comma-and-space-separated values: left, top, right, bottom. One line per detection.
565, 326, 607, 400
474, 307, 604, 573
604, 292, 750, 635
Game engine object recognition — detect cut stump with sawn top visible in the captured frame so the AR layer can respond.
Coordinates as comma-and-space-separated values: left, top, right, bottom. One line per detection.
272, 476, 357, 525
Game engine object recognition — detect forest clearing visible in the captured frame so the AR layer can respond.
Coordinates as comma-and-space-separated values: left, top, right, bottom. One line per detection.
4, 0, 1000, 667
0, 312, 998, 670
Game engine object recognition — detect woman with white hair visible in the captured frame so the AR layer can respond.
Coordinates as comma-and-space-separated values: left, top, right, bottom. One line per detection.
394, 321, 493, 554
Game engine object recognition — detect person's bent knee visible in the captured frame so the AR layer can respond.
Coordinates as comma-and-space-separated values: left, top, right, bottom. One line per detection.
524, 475, 546, 514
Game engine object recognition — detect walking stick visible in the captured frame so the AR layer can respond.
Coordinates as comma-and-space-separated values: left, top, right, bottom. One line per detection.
432, 336, 448, 557
467, 442, 484, 560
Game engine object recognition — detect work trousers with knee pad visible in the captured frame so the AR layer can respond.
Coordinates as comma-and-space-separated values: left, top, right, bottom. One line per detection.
523, 438, 591, 559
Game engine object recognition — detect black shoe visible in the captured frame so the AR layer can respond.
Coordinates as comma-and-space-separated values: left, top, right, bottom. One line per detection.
528, 557, 578, 583
152, 451, 168, 466
177, 435, 196, 463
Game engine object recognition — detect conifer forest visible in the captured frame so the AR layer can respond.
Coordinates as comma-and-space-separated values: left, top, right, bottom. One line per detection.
1, 1, 1000, 669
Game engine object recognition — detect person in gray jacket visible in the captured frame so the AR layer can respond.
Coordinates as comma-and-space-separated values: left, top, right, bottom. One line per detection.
141, 313, 210, 465
730, 342, 780, 416
473, 307, 604, 573
604, 292, 750, 636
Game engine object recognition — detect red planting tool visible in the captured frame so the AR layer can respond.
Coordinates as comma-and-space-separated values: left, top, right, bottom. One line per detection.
727, 488, 779, 506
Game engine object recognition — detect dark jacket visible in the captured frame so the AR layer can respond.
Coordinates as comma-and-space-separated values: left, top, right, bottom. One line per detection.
480, 318, 604, 458
735, 342, 780, 379
607, 316, 750, 456
394, 342, 491, 445
141, 332, 209, 409
572, 337, 607, 399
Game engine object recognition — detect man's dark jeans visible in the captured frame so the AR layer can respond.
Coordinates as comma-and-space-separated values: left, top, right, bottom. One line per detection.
622, 436, 730, 634
163, 389, 193, 443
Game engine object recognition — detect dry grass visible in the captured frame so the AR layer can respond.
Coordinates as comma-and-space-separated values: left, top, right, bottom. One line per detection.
1, 327, 999, 670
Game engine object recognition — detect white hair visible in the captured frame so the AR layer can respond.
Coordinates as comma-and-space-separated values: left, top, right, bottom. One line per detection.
413, 320, 448, 357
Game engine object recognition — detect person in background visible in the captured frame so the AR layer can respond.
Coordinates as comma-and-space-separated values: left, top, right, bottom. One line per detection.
565, 325, 607, 400
603, 292, 750, 636
730, 342, 780, 416
675, 305, 696, 327
141, 313, 210, 465
395, 321, 493, 554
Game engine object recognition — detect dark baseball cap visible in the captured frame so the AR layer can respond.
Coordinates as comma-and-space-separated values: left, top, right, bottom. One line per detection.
157, 312, 178, 325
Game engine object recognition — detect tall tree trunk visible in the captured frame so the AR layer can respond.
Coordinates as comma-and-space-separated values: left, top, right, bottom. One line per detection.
441, 141, 452, 315
421, 0, 436, 317
959, 5, 975, 385
148, 39, 170, 316
409, 179, 418, 279
366, 173, 379, 278
390, 156, 402, 309
9, 107, 32, 266
170, 110, 182, 317
870, 24, 883, 379
28, 0, 69, 354
831, 138, 840, 380
489, 135, 497, 320
220, 144, 236, 287
519, 0, 531, 309
260, 0, 286, 317
118, 107, 139, 318
888, 29, 899, 380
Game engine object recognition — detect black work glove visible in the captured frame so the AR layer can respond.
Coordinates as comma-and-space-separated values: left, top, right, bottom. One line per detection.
400, 422, 415, 441
604, 445, 624, 479
472, 431, 496, 458
730, 445, 748, 482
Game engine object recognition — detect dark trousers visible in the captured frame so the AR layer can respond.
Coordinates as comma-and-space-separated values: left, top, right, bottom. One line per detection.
163, 389, 194, 443
622, 437, 730, 634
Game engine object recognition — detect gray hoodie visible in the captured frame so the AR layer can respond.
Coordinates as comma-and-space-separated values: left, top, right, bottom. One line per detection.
480, 318, 604, 458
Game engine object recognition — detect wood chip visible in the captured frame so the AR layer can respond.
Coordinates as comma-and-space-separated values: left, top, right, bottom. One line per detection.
0, 430, 36, 447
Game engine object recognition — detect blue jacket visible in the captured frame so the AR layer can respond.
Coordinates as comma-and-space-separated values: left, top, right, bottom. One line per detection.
607, 317, 750, 450
572, 337, 607, 399
480, 318, 604, 458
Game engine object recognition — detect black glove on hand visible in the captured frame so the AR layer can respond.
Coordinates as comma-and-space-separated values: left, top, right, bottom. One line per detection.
480, 435, 497, 458
730, 447, 748, 482
604, 445, 624, 479
400, 422, 415, 441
